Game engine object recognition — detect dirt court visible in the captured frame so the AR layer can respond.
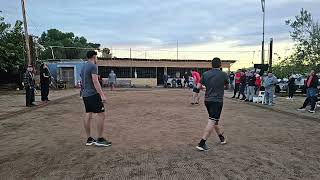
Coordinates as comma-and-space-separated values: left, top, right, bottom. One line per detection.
0, 89, 320, 180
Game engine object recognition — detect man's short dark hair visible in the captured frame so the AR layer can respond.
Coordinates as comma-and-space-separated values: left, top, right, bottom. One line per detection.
86, 50, 97, 59
212, 57, 221, 68
268, 71, 273, 74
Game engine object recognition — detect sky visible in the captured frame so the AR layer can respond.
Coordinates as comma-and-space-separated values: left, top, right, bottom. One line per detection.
1, 0, 320, 70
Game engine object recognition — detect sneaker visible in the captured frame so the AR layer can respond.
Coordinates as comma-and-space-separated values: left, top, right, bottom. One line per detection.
308, 110, 316, 113
195, 102, 199, 105
236, 97, 240, 99
219, 134, 227, 145
85, 137, 96, 146
268, 103, 273, 106
95, 137, 112, 147
286, 97, 291, 100
196, 143, 209, 151
191, 103, 195, 105
240, 98, 246, 101
245, 99, 249, 102
297, 107, 306, 111
231, 96, 235, 98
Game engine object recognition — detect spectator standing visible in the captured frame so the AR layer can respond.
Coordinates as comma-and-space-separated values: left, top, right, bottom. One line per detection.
163, 73, 168, 88
287, 75, 296, 99
238, 70, 247, 100
232, 69, 241, 98
24, 65, 36, 107
245, 71, 256, 102
40, 63, 51, 102
298, 70, 319, 113
264, 71, 278, 106
255, 74, 262, 95
229, 72, 235, 89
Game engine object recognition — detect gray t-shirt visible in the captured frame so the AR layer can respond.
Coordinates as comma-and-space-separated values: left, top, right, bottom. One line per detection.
80, 61, 98, 97
200, 68, 229, 102
108, 72, 117, 83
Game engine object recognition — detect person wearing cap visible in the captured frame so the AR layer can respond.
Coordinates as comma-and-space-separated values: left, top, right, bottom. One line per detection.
23, 65, 36, 107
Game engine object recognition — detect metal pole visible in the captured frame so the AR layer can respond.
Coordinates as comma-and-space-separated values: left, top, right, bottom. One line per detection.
269, 38, 273, 71
21, 0, 32, 66
261, 0, 265, 64
130, 48, 132, 78
50, 46, 55, 59
177, 40, 179, 60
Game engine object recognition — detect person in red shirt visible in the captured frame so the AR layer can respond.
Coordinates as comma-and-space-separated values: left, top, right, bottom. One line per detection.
191, 69, 201, 105
255, 74, 262, 94
232, 69, 241, 98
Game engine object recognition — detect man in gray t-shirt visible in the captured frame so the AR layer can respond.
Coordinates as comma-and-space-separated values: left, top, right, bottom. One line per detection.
196, 57, 229, 151
81, 62, 98, 97
108, 70, 117, 91
80, 50, 111, 147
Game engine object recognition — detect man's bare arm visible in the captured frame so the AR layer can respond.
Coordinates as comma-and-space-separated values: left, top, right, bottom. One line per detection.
92, 74, 105, 101
197, 83, 202, 89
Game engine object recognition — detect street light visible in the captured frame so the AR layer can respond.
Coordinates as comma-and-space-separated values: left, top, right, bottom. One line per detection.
261, 0, 265, 64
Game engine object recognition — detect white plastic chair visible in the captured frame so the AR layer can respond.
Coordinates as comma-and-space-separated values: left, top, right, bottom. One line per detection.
258, 91, 265, 104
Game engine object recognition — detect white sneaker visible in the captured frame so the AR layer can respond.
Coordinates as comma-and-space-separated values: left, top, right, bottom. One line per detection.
308, 110, 316, 113
286, 97, 291, 100
297, 108, 306, 111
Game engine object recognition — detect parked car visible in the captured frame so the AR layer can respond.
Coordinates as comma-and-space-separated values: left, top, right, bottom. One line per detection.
275, 79, 288, 93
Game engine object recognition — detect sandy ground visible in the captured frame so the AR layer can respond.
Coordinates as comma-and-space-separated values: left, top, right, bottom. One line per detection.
0, 89, 320, 180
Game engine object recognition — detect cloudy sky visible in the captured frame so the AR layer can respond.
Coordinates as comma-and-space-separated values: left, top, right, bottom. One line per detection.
1, 0, 320, 68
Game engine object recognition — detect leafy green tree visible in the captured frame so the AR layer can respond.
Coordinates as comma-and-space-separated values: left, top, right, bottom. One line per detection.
0, 14, 25, 73
285, 8, 320, 65
101, 48, 112, 58
38, 29, 101, 59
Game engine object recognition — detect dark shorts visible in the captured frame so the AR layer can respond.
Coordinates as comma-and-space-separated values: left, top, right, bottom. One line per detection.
205, 101, 223, 121
193, 87, 200, 93
83, 94, 105, 113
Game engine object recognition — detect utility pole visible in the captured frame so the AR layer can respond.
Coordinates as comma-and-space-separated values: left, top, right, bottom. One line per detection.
130, 48, 132, 78
21, 0, 32, 66
269, 38, 273, 71
176, 40, 179, 60
261, 0, 265, 64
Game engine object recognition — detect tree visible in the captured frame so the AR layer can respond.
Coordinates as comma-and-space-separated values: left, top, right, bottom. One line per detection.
0, 14, 25, 73
101, 48, 112, 58
38, 29, 101, 60
285, 8, 320, 65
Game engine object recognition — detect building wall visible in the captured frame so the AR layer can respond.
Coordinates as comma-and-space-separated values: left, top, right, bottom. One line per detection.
47, 61, 85, 87
119, 78, 157, 87
97, 60, 231, 70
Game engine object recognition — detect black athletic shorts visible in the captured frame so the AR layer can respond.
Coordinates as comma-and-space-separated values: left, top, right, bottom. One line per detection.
83, 94, 105, 113
193, 87, 200, 93
205, 101, 223, 121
